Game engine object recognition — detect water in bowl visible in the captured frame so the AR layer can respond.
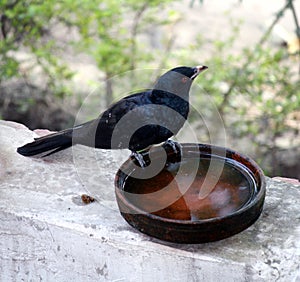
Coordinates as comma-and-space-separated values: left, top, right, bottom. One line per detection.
123, 156, 257, 220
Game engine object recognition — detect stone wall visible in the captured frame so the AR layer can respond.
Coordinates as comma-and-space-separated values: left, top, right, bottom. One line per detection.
0, 120, 299, 281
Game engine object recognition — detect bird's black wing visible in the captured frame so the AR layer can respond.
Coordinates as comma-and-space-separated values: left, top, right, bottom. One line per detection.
75, 90, 159, 150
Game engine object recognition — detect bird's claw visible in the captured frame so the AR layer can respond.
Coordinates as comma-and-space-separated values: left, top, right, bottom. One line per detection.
131, 151, 147, 168
164, 140, 182, 156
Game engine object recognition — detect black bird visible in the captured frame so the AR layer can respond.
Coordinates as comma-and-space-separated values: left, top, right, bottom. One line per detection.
17, 65, 208, 162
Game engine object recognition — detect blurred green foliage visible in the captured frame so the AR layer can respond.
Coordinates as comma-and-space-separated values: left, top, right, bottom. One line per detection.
0, 0, 299, 175
0, 0, 177, 104
58, 0, 177, 105
182, 18, 300, 175
0, 0, 74, 98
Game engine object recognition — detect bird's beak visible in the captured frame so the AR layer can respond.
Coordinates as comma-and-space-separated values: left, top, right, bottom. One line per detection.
191, 65, 208, 80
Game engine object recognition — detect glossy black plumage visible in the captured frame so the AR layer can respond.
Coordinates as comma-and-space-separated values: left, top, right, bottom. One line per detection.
17, 65, 207, 157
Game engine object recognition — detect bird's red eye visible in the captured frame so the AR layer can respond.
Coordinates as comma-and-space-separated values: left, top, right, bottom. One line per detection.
181, 77, 188, 83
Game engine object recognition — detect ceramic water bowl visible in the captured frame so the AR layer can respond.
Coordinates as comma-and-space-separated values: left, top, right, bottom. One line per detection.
115, 143, 266, 243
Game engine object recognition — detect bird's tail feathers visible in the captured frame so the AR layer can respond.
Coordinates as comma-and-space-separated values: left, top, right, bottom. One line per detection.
17, 128, 73, 157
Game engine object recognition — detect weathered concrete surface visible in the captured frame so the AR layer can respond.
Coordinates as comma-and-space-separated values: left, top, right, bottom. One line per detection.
0, 120, 299, 281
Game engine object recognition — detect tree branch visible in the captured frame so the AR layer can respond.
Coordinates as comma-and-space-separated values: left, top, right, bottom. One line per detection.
287, 0, 300, 74
130, 2, 149, 71
218, 0, 291, 116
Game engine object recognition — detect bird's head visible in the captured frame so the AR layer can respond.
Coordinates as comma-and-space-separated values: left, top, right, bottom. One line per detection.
154, 65, 208, 99
171, 65, 208, 80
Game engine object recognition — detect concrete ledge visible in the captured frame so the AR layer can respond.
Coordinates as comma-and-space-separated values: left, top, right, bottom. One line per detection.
0, 120, 299, 281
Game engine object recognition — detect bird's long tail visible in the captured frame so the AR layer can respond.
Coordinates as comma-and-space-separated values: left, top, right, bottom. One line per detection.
17, 128, 74, 157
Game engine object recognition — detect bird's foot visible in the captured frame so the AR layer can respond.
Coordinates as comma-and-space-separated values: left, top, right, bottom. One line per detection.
163, 140, 182, 156
131, 151, 147, 168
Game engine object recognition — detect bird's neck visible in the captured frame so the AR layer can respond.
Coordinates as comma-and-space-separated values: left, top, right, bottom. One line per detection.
153, 83, 191, 101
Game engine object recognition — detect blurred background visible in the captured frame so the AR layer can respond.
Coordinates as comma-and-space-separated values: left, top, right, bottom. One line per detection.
0, 0, 299, 178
